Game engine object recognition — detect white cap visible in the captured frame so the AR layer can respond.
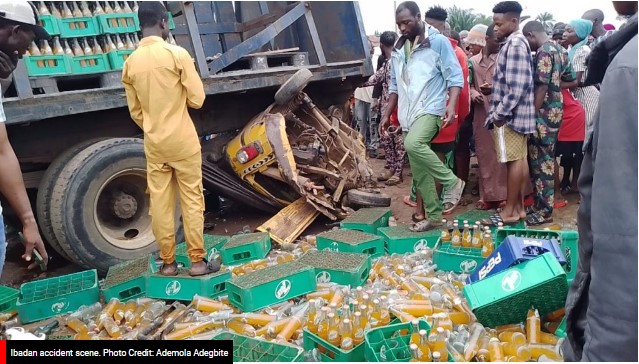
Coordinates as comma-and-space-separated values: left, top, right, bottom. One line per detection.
0, 2, 50, 40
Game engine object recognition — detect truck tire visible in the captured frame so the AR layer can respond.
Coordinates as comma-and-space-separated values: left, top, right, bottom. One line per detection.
50, 138, 183, 273
36, 138, 107, 262
347, 189, 392, 208
274, 69, 313, 105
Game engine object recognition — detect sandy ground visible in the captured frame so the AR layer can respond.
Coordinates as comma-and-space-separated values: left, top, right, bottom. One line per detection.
1, 156, 580, 287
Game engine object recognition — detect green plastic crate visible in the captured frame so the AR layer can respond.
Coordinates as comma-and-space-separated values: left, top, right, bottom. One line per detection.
220, 232, 271, 266
0, 286, 19, 314
175, 234, 229, 262
106, 49, 133, 70
452, 210, 525, 234
101, 257, 148, 302
227, 261, 316, 312
59, 17, 99, 38
24, 55, 70, 76
377, 226, 440, 254
554, 317, 567, 338
463, 253, 568, 328
213, 332, 303, 362
70, 54, 110, 74
494, 228, 578, 285
297, 250, 371, 287
146, 256, 231, 301
97, 13, 139, 34
16, 270, 100, 324
168, 12, 175, 30
364, 320, 433, 362
433, 240, 492, 274
340, 208, 392, 234
38, 15, 60, 36
303, 328, 366, 362
317, 229, 385, 258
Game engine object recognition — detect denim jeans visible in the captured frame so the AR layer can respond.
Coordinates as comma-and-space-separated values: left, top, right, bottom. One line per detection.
0, 214, 5, 279
354, 100, 379, 150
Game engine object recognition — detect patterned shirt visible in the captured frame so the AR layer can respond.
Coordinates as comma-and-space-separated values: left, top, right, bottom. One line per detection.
533, 41, 565, 143
362, 58, 391, 116
487, 30, 536, 134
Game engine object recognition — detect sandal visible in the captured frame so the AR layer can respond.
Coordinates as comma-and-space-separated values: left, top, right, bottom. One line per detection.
409, 219, 442, 232
442, 202, 456, 215
404, 195, 417, 208
160, 261, 179, 276
378, 170, 393, 182
554, 199, 568, 209
412, 213, 425, 223
385, 175, 403, 186
525, 205, 537, 216
480, 213, 520, 227
189, 259, 221, 277
526, 211, 554, 226
442, 180, 466, 215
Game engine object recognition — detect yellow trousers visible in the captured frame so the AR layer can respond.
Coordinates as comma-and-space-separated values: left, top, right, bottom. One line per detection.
147, 152, 205, 263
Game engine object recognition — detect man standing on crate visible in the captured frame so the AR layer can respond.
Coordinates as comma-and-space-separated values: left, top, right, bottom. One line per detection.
122, 2, 215, 277
0, 2, 50, 277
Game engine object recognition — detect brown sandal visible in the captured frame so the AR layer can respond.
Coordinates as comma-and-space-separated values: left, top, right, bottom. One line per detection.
385, 175, 402, 186
160, 261, 179, 276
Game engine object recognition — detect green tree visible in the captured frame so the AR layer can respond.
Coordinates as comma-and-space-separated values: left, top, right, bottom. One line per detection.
536, 12, 556, 33
475, 14, 493, 26
446, 5, 478, 32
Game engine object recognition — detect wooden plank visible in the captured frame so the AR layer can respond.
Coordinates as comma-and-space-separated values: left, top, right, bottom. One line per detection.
13, 59, 33, 98
214, 2, 242, 51
209, 2, 307, 74
257, 197, 319, 245
22, 170, 45, 189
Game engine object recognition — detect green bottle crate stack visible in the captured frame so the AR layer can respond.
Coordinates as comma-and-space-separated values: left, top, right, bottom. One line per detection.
220, 232, 271, 266
317, 229, 385, 258
213, 332, 304, 362
377, 226, 441, 254
364, 319, 447, 362
303, 327, 368, 362
340, 207, 392, 234
101, 256, 148, 302
297, 250, 371, 287
146, 256, 231, 301
227, 261, 316, 312
16, 269, 100, 324
26, 1, 177, 77
494, 228, 579, 285
463, 252, 569, 328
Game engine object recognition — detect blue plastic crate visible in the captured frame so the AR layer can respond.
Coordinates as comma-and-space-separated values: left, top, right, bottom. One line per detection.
468, 236, 567, 283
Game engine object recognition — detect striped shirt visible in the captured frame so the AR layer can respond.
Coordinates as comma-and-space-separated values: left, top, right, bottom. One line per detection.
570, 45, 600, 142
487, 30, 536, 134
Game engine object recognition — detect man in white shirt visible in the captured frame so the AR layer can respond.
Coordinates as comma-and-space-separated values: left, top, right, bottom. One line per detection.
0, 2, 50, 277
353, 85, 377, 157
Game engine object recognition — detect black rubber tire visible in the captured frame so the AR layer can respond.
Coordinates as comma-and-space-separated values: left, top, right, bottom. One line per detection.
274, 68, 313, 105
347, 189, 392, 208
50, 138, 183, 273
36, 139, 107, 262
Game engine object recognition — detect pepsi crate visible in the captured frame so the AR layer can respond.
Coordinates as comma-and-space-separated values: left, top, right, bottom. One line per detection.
146, 256, 231, 301
101, 257, 148, 301
494, 228, 578, 284
377, 226, 440, 254
297, 250, 370, 287
70, 54, 110, 74
24, 55, 70, 76
16, 270, 100, 324
227, 261, 316, 312
175, 234, 229, 262
463, 253, 568, 327
467, 235, 567, 283
59, 17, 100, 38
97, 14, 139, 34
340, 208, 391, 234
38, 15, 61, 36
220, 232, 271, 266
317, 229, 384, 258
106, 49, 133, 70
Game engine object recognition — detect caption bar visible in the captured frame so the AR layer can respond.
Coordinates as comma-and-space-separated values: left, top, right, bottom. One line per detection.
7, 340, 232, 363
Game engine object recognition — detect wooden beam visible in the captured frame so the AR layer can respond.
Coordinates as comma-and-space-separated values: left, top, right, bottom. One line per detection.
209, 2, 306, 74
303, 3, 327, 66
182, 2, 210, 77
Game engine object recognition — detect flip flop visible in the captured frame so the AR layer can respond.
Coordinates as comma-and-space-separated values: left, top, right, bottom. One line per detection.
189, 259, 221, 277
526, 212, 554, 226
553, 200, 568, 209
480, 213, 520, 227
385, 175, 403, 186
404, 195, 417, 208
160, 261, 179, 276
412, 213, 425, 223
409, 220, 442, 232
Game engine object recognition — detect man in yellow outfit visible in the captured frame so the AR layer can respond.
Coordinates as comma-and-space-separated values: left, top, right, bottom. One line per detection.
122, 2, 211, 276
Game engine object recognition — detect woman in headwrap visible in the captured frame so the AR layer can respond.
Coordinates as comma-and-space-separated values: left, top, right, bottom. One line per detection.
563, 19, 600, 146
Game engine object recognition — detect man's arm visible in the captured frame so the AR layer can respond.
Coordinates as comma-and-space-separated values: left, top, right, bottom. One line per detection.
362, 63, 386, 87
494, 43, 534, 121
121, 63, 143, 129
438, 37, 464, 126
179, 51, 205, 109
0, 123, 48, 267
533, 50, 552, 112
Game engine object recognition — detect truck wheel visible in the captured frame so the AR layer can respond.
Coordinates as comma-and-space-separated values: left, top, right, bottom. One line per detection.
274, 69, 313, 105
347, 189, 392, 208
50, 138, 183, 273
36, 139, 106, 262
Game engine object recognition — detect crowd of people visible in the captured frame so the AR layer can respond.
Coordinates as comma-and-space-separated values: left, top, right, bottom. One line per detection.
353, 1, 628, 232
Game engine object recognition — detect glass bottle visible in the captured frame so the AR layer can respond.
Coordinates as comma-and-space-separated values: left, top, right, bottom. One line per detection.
526, 308, 541, 344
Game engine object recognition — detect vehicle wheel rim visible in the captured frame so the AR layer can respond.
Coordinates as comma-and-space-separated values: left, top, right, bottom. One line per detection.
93, 168, 154, 250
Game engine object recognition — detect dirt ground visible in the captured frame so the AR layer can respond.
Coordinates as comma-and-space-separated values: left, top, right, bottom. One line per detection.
0, 156, 579, 287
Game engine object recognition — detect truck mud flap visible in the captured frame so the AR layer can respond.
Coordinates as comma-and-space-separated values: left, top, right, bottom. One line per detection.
202, 161, 282, 213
